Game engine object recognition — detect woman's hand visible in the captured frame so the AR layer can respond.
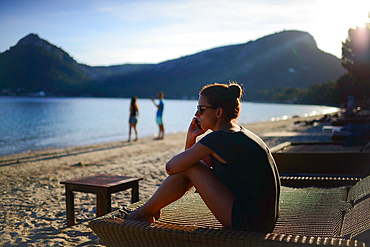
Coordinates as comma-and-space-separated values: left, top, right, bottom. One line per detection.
188, 117, 206, 136
185, 118, 207, 150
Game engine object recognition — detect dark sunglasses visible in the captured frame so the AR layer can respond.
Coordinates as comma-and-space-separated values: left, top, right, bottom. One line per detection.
197, 105, 218, 115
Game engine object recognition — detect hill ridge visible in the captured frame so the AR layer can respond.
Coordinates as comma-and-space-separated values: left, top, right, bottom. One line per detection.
0, 30, 346, 99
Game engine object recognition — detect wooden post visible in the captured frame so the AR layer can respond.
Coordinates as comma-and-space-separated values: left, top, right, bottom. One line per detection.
65, 186, 75, 226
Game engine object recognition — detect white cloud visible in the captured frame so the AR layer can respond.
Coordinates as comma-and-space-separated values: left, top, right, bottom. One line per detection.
1, 0, 370, 65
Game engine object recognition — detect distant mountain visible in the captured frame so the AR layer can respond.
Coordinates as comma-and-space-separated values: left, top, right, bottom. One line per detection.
0, 31, 346, 99
0, 34, 152, 96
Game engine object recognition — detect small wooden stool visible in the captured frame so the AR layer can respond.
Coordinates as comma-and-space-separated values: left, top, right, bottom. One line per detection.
60, 174, 143, 226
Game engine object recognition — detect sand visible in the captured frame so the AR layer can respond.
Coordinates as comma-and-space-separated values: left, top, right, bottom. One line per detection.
0, 115, 332, 246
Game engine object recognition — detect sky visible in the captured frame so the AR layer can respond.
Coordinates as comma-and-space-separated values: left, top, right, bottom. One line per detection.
1, 0, 370, 66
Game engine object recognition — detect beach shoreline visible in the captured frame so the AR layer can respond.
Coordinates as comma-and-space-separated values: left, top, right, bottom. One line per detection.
0, 115, 332, 246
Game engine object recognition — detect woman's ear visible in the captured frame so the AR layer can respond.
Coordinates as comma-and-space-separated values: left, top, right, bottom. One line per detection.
215, 107, 223, 118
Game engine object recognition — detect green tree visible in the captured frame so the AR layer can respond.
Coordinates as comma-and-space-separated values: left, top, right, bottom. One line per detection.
298, 80, 339, 105
341, 23, 370, 106
270, 87, 301, 103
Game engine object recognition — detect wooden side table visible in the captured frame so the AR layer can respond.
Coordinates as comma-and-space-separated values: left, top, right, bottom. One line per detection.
60, 174, 143, 226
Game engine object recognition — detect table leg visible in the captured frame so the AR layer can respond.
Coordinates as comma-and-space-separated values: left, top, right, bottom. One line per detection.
131, 182, 139, 203
97, 194, 103, 216
97, 192, 111, 216
65, 186, 75, 226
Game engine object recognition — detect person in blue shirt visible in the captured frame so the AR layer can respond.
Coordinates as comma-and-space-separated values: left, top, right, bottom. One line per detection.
151, 91, 165, 139
127, 83, 280, 232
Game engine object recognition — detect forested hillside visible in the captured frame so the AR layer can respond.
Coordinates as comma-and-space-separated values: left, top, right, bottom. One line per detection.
0, 31, 346, 100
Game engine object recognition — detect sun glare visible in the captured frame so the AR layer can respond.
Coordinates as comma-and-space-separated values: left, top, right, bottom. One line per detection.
310, 0, 370, 57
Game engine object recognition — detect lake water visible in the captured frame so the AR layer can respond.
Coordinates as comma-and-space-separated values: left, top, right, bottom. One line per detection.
0, 97, 339, 156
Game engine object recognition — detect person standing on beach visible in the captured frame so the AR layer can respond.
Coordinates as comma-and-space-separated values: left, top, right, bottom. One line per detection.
151, 91, 165, 140
128, 96, 139, 142
126, 82, 280, 233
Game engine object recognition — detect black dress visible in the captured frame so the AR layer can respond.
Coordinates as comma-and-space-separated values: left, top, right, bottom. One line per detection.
199, 126, 280, 232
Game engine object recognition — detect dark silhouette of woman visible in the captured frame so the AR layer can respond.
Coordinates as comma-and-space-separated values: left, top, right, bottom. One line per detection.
128, 97, 139, 142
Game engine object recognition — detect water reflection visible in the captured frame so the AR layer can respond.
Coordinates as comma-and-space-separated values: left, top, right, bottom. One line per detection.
0, 97, 339, 156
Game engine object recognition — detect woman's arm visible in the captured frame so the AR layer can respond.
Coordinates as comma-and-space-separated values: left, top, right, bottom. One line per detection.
166, 118, 213, 175
166, 142, 213, 175
185, 133, 212, 166
185, 118, 206, 149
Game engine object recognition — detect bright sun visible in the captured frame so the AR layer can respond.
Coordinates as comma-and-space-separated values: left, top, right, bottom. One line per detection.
310, 0, 370, 57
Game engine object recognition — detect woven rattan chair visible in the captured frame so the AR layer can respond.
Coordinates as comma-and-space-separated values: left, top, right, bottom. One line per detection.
279, 175, 361, 187
270, 142, 370, 177
89, 175, 370, 246
331, 109, 370, 126
331, 116, 370, 126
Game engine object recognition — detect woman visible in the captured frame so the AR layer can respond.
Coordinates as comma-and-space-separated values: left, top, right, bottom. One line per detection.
126, 82, 280, 232
128, 97, 139, 142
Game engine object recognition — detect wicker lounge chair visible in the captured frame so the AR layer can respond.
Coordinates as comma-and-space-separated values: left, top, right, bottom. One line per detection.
323, 124, 370, 143
331, 109, 370, 126
89, 175, 370, 246
270, 141, 370, 177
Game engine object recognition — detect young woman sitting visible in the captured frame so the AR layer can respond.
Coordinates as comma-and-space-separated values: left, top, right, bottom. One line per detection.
126, 82, 280, 232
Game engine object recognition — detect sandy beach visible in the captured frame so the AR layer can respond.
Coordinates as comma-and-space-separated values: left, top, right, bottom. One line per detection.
0, 115, 332, 246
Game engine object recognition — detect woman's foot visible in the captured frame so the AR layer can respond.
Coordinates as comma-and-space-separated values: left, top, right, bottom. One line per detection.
125, 208, 155, 223
154, 210, 161, 220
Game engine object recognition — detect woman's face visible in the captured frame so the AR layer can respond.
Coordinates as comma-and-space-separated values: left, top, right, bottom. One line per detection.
196, 95, 217, 130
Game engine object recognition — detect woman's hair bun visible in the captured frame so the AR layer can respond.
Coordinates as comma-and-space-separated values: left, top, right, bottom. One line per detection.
228, 83, 242, 99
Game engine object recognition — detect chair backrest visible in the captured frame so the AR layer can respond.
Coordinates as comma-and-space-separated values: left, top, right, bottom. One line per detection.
342, 196, 370, 244
273, 186, 351, 238
341, 175, 370, 245
347, 175, 370, 205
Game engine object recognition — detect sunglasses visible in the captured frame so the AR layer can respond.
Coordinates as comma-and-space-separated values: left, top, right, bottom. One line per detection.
197, 105, 218, 115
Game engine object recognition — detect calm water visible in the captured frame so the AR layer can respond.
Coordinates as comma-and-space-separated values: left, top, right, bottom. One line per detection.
0, 97, 339, 156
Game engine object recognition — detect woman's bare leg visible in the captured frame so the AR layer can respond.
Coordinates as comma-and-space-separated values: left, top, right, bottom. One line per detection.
129, 124, 135, 142
133, 124, 138, 141
126, 161, 235, 228
125, 169, 192, 222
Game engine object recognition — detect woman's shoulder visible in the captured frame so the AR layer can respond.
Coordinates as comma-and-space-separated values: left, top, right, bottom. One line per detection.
202, 126, 250, 139
200, 130, 232, 144
200, 131, 221, 142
